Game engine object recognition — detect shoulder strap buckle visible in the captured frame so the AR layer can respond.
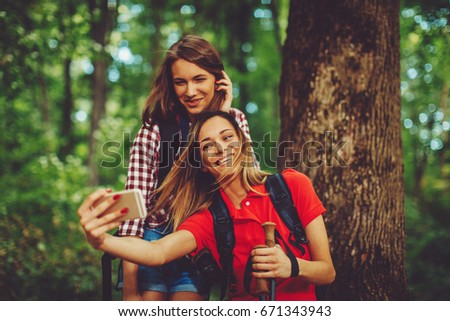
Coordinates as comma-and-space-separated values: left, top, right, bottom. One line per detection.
265, 173, 309, 246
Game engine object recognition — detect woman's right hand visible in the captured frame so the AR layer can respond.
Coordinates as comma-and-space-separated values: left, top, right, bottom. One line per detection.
77, 188, 125, 249
217, 70, 233, 113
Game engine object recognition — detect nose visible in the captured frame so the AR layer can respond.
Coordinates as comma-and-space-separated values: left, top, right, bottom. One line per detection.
215, 141, 224, 154
185, 82, 197, 97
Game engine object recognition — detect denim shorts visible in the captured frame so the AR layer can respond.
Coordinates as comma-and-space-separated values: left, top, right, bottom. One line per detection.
117, 223, 210, 296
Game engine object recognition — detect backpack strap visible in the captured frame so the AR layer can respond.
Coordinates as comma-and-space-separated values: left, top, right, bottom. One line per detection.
156, 113, 189, 189
101, 230, 120, 301
209, 191, 236, 300
264, 174, 309, 248
157, 124, 178, 189
101, 252, 114, 300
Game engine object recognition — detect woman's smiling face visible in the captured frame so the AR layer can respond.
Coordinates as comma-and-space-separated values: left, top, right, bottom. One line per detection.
171, 58, 216, 120
197, 116, 241, 178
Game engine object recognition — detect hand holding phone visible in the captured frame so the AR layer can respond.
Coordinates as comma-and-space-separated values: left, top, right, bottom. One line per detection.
93, 189, 146, 222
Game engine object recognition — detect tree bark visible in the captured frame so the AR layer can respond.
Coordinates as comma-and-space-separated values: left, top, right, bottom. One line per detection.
87, 0, 116, 185
438, 81, 448, 175
60, 58, 75, 158
58, 2, 76, 158
278, 0, 408, 300
36, 66, 50, 139
269, 0, 283, 53
147, 0, 166, 84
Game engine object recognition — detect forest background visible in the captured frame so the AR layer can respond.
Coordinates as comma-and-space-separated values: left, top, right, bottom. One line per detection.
0, 0, 448, 300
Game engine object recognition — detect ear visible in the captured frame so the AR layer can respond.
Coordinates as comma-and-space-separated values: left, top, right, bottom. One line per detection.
200, 164, 208, 173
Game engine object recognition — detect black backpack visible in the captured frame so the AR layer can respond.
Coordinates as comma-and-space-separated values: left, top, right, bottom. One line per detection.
206, 173, 309, 300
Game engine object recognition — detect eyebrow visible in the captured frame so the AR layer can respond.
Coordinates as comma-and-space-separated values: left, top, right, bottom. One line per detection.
173, 74, 208, 81
200, 129, 234, 143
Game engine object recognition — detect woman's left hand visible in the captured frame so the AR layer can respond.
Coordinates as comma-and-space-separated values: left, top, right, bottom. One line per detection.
216, 70, 233, 113
251, 244, 293, 279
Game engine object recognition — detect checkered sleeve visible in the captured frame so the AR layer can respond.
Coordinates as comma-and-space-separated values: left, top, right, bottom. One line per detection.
117, 123, 161, 237
230, 108, 260, 169
230, 108, 251, 143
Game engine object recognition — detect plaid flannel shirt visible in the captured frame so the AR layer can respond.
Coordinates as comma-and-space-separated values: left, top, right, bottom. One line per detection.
118, 108, 254, 237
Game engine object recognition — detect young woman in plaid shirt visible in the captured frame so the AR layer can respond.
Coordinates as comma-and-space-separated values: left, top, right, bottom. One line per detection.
118, 35, 254, 301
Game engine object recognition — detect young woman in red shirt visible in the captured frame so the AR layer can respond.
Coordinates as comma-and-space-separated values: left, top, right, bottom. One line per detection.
79, 111, 335, 300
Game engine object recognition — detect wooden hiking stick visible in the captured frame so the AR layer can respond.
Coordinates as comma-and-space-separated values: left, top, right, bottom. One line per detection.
263, 222, 276, 301
263, 222, 276, 247
254, 222, 276, 300
253, 243, 270, 300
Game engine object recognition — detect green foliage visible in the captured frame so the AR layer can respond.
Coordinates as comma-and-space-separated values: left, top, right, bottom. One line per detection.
405, 196, 450, 300
0, 0, 448, 300
0, 149, 103, 299
400, 1, 450, 300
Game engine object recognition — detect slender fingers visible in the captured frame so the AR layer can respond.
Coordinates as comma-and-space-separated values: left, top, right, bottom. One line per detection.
252, 245, 290, 278
217, 70, 233, 113
221, 70, 231, 81
252, 260, 285, 279
78, 188, 111, 217
252, 270, 278, 279
78, 189, 128, 238
215, 80, 231, 92
84, 210, 124, 238
79, 192, 118, 226
251, 245, 276, 257
252, 245, 275, 275
216, 70, 232, 91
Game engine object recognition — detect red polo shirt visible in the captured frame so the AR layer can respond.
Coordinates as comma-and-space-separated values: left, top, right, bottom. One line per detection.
178, 169, 326, 301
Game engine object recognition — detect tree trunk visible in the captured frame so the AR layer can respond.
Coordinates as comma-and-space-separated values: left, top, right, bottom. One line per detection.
439, 81, 448, 176
60, 58, 75, 158
269, 0, 283, 53
87, 0, 116, 186
59, 2, 76, 159
147, 0, 166, 84
278, 0, 408, 300
88, 59, 108, 186
35, 53, 51, 153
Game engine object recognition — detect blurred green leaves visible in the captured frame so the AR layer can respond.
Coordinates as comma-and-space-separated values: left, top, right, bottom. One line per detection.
400, 1, 449, 300
0, 0, 448, 300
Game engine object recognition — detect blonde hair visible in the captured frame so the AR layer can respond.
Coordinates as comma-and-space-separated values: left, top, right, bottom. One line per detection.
152, 111, 270, 229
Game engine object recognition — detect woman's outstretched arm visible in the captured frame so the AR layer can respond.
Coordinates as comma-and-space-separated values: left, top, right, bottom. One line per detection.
78, 189, 197, 267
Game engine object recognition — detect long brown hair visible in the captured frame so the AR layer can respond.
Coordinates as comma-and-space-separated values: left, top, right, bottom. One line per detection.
152, 111, 269, 229
142, 35, 226, 125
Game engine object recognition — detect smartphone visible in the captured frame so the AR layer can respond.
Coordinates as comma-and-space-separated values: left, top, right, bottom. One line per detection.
94, 189, 147, 221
